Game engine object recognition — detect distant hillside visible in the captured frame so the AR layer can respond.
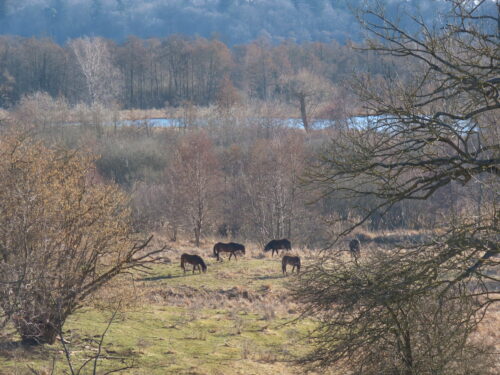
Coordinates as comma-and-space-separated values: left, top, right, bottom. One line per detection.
0, 0, 447, 44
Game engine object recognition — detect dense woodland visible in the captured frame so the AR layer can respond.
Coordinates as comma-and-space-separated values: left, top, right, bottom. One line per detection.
0, 0, 452, 45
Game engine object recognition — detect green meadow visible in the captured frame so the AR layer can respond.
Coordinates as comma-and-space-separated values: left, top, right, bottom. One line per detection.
0, 246, 326, 375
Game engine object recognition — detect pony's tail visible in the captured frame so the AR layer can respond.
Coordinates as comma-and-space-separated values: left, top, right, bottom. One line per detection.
282, 257, 287, 274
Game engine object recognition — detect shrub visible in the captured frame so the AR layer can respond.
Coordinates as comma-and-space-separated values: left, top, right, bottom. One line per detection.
0, 130, 159, 344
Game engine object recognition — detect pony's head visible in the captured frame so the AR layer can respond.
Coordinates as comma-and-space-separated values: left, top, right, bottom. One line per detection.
200, 261, 207, 273
264, 243, 271, 252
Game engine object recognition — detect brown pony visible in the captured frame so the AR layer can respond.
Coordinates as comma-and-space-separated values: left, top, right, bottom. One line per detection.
213, 242, 245, 261
180, 253, 207, 274
264, 239, 291, 257
282, 255, 301, 275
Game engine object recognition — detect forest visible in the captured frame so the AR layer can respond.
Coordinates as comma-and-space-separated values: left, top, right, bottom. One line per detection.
0, 33, 394, 110
0, 1, 498, 374
0, 0, 452, 45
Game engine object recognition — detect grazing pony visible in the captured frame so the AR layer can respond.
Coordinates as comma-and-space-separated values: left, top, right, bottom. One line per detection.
180, 253, 207, 274
213, 242, 245, 261
282, 255, 301, 275
264, 239, 291, 257
349, 239, 361, 261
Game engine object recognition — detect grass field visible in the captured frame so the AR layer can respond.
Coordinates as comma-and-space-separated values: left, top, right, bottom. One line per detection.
2, 238, 498, 374
0, 241, 326, 375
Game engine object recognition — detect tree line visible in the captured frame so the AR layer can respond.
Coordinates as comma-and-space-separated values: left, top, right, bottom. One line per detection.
0, 34, 396, 112
0, 0, 448, 45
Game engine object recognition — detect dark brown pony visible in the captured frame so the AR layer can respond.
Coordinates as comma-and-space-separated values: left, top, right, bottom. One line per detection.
349, 239, 361, 260
264, 239, 291, 257
180, 253, 207, 274
213, 242, 245, 261
282, 255, 300, 275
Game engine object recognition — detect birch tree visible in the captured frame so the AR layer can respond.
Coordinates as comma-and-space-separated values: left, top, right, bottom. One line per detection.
70, 36, 123, 106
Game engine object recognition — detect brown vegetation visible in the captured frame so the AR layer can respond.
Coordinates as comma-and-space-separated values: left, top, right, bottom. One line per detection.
0, 129, 164, 345
0, 34, 395, 120
0, 2, 497, 374
294, 1, 499, 374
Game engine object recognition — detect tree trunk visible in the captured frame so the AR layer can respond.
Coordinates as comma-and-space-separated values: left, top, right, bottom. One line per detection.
402, 331, 414, 375
299, 95, 309, 132
15, 316, 61, 345
194, 228, 200, 247
169, 224, 177, 242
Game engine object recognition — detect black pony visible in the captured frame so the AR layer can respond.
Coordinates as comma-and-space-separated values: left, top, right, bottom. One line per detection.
213, 242, 246, 261
349, 239, 361, 261
264, 239, 291, 257
282, 255, 300, 275
180, 253, 207, 274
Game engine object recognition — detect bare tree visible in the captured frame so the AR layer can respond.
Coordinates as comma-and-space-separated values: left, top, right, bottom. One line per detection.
0, 130, 164, 344
280, 69, 332, 131
131, 180, 184, 242
295, 0, 499, 373
243, 133, 306, 243
292, 250, 497, 375
168, 131, 219, 247
307, 0, 499, 286
69, 37, 123, 106
14, 91, 69, 128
